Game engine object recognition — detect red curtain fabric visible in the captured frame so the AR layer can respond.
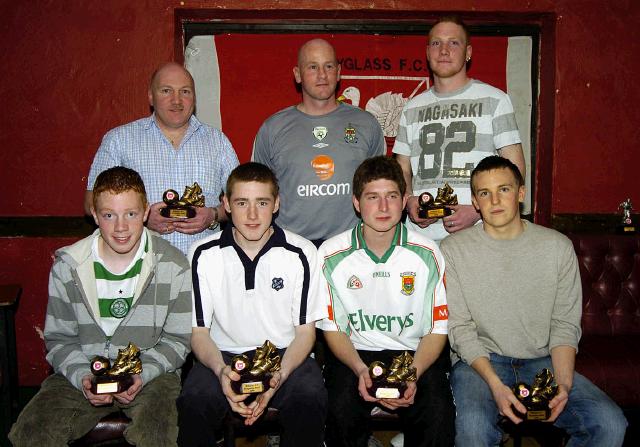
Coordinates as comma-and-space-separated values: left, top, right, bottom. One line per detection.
214, 33, 508, 161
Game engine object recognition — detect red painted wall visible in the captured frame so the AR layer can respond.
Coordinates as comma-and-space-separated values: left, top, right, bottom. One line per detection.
1, 0, 639, 385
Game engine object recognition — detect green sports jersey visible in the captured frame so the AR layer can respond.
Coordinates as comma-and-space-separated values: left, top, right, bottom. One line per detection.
318, 223, 448, 351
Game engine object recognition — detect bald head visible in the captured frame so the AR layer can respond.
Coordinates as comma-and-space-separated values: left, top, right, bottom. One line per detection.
293, 38, 341, 111
150, 62, 195, 90
148, 62, 195, 132
297, 39, 337, 67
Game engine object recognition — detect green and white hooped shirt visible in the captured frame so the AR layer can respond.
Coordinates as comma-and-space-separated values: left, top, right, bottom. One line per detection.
92, 231, 148, 337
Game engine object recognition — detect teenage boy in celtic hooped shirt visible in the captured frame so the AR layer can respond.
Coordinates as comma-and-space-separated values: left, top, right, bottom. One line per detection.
318, 155, 455, 447
10, 166, 192, 446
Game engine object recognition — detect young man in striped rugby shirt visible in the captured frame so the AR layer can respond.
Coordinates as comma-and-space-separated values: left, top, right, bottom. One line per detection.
10, 166, 192, 447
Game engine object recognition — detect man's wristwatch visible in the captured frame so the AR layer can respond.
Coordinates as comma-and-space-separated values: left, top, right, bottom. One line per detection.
208, 207, 219, 230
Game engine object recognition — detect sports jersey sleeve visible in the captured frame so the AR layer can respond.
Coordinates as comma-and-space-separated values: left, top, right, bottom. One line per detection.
87, 130, 122, 189
428, 246, 448, 335
368, 115, 386, 157
189, 243, 215, 329
391, 103, 412, 157
316, 281, 343, 333
316, 243, 347, 334
492, 93, 522, 150
293, 241, 329, 326
251, 120, 273, 168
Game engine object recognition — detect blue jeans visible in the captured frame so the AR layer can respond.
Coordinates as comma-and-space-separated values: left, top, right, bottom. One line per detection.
450, 354, 627, 447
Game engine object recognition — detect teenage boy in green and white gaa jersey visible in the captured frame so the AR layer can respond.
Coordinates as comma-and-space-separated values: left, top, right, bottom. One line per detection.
318, 156, 455, 447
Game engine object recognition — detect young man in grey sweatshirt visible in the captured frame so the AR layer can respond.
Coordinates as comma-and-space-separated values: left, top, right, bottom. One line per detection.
441, 156, 627, 446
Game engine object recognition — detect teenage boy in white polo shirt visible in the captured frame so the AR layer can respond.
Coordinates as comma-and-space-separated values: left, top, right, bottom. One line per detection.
176, 162, 328, 447
318, 156, 455, 447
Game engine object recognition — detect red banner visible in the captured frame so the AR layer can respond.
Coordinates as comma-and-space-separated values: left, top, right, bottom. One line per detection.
213, 33, 508, 161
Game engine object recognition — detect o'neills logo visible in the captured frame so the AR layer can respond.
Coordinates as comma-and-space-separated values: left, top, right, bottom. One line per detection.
311, 154, 335, 180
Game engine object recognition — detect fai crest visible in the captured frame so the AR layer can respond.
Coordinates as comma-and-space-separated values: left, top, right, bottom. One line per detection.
344, 123, 358, 143
400, 272, 416, 296
313, 126, 328, 141
272, 277, 284, 291
347, 275, 363, 289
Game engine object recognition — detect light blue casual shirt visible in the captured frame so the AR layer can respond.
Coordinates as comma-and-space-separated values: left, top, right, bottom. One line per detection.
88, 114, 239, 254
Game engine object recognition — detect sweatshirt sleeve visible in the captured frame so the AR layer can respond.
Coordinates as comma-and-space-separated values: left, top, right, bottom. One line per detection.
44, 259, 92, 391
138, 261, 192, 385
549, 238, 582, 351
441, 239, 490, 365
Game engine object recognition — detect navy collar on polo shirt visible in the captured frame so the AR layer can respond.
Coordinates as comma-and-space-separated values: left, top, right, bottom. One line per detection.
219, 222, 287, 290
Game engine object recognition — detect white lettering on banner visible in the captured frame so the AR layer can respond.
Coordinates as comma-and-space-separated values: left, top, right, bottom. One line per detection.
297, 183, 351, 197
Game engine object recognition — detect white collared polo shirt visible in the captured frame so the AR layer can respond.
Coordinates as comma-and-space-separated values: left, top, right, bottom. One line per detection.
190, 224, 327, 354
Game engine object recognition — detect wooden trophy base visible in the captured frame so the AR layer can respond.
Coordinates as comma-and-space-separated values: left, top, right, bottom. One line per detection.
232, 375, 272, 395
91, 374, 134, 395
513, 405, 551, 421
616, 224, 637, 235
160, 206, 196, 218
418, 207, 452, 219
368, 383, 406, 399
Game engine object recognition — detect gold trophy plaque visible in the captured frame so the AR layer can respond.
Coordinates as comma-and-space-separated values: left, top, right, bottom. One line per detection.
90, 343, 142, 394
617, 198, 637, 234
231, 340, 281, 394
160, 182, 205, 218
417, 183, 458, 219
512, 368, 559, 420
367, 351, 417, 399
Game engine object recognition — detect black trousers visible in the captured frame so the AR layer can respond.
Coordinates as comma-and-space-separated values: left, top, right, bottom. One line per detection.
324, 349, 455, 447
176, 351, 327, 447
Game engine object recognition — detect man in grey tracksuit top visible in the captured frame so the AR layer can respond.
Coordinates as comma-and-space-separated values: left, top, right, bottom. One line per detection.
10, 167, 192, 447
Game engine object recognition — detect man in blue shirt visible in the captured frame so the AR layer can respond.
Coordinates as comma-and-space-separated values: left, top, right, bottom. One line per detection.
86, 62, 239, 254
